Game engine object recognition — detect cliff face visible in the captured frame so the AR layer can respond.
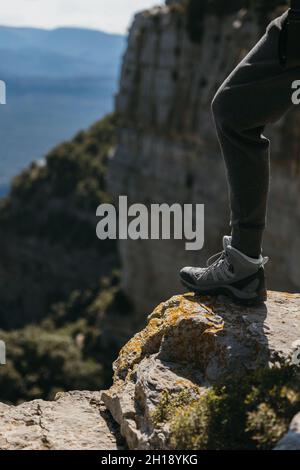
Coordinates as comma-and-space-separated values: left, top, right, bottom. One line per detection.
1, 291, 299, 450
108, 1, 300, 315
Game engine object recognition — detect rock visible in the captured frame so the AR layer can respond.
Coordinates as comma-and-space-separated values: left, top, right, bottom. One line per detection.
0, 391, 121, 450
0, 291, 299, 450
275, 413, 300, 450
101, 291, 300, 449
108, 2, 300, 315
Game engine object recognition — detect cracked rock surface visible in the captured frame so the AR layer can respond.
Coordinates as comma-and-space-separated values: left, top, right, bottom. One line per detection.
0, 391, 121, 450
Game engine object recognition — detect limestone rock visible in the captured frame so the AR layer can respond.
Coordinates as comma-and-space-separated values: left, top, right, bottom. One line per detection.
101, 291, 300, 449
0, 391, 121, 450
275, 413, 300, 450
0, 291, 299, 450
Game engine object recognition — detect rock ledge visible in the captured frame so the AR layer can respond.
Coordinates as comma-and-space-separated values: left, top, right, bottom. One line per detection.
101, 291, 300, 449
0, 391, 122, 450
0, 291, 299, 450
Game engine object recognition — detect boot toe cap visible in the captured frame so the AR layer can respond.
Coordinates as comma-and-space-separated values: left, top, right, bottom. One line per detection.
179, 268, 194, 284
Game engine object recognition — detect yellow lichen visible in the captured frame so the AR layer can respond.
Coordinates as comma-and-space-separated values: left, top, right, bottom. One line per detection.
113, 293, 224, 381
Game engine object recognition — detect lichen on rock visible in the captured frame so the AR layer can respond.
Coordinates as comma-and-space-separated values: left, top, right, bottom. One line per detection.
113, 294, 224, 381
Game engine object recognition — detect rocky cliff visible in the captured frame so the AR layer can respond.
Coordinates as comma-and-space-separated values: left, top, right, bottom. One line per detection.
108, 0, 300, 315
1, 291, 299, 450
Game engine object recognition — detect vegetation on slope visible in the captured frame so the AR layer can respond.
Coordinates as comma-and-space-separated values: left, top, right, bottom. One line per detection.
0, 114, 135, 404
0, 271, 134, 403
0, 114, 117, 248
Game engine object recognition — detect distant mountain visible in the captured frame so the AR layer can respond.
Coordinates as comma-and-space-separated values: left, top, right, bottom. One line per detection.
0, 26, 126, 187
0, 26, 125, 78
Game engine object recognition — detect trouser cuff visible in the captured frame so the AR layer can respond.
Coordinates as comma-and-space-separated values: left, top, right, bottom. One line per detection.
231, 225, 264, 258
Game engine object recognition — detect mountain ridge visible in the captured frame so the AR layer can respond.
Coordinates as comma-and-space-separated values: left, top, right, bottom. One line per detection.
0, 25, 125, 78
0, 25, 125, 186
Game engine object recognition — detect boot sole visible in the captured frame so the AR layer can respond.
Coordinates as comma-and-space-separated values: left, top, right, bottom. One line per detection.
180, 277, 267, 307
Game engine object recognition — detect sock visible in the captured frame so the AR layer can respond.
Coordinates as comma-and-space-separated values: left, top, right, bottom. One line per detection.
231, 243, 260, 260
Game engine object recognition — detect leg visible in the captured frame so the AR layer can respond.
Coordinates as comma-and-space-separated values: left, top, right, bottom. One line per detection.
180, 11, 299, 304
212, 10, 298, 257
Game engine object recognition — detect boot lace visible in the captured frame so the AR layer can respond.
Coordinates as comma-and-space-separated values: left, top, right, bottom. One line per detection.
195, 251, 232, 281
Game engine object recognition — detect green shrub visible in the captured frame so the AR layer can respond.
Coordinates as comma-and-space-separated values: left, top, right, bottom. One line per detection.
151, 388, 201, 425
153, 366, 300, 450
0, 327, 102, 404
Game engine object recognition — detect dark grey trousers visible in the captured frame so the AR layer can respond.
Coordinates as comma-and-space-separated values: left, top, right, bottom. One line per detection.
212, 10, 299, 257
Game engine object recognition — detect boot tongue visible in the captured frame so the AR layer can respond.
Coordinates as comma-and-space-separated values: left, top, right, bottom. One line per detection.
224, 247, 235, 274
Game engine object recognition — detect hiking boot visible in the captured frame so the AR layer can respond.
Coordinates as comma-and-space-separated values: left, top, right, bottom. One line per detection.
179, 236, 268, 305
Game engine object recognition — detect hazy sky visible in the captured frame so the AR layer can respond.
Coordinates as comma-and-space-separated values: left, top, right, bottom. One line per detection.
0, 0, 164, 34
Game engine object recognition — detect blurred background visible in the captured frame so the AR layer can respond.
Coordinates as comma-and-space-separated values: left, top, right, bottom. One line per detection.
0, 0, 299, 405
0, 0, 162, 191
